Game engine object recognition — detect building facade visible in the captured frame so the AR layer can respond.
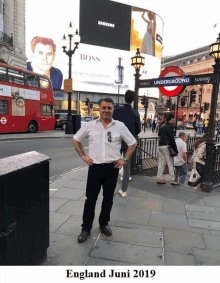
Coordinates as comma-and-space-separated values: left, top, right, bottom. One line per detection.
0, 0, 26, 68
157, 45, 220, 122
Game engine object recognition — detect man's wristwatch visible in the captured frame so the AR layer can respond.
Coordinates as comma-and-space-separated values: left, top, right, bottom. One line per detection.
123, 157, 128, 162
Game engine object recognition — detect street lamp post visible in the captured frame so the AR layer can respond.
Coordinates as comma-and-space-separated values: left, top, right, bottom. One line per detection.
201, 33, 220, 192
62, 22, 80, 134
130, 48, 145, 174
131, 48, 145, 110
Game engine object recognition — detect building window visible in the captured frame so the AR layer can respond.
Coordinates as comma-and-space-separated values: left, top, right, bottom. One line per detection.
41, 104, 53, 116
25, 74, 38, 88
8, 69, 24, 85
0, 99, 8, 114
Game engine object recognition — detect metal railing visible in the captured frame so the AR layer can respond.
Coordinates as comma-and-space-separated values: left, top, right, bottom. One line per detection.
135, 135, 220, 178
212, 144, 220, 183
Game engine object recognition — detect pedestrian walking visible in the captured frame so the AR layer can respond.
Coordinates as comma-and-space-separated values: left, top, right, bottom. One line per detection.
191, 133, 208, 189
141, 118, 145, 131
198, 120, 203, 134
157, 113, 178, 185
152, 119, 156, 132
113, 90, 141, 198
72, 97, 137, 243
193, 119, 197, 134
174, 132, 188, 184
204, 119, 209, 133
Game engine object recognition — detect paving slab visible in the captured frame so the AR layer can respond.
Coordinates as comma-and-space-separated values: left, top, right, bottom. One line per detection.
125, 196, 164, 211
185, 204, 216, 213
203, 195, 220, 208
209, 230, 220, 236
44, 233, 97, 265
85, 257, 134, 266
72, 175, 88, 181
91, 239, 164, 265
56, 200, 85, 216
187, 211, 220, 222
188, 218, 220, 231
52, 187, 85, 200
163, 200, 186, 215
50, 197, 69, 212
163, 228, 206, 254
62, 179, 86, 190
116, 207, 151, 225
202, 234, 220, 251
115, 221, 163, 232
99, 226, 163, 248
50, 212, 72, 232
126, 186, 148, 198
193, 248, 220, 266
165, 251, 196, 266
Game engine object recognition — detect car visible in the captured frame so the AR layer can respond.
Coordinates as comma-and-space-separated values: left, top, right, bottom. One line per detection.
81, 116, 96, 127
177, 121, 186, 130
185, 121, 194, 129
54, 113, 68, 130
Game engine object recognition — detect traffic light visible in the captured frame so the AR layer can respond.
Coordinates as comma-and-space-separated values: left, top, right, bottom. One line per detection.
181, 97, 186, 107
141, 95, 148, 108
200, 106, 204, 113
84, 98, 90, 106
204, 102, 209, 112
166, 98, 171, 109
190, 89, 197, 106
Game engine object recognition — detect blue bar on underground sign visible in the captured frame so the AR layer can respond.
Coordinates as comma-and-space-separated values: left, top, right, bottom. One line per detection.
153, 76, 191, 87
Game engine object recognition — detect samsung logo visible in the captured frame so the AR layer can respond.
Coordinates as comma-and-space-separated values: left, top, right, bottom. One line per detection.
98, 21, 115, 28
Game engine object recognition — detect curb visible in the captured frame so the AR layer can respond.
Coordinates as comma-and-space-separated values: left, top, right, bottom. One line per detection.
0, 135, 73, 142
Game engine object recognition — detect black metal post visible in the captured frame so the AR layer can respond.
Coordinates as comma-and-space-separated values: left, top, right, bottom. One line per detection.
134, 68, 140, 110
62, 33, 79, 134
175, 96, 179, 136
201, 60, 220, 192
199, 86, 203, 119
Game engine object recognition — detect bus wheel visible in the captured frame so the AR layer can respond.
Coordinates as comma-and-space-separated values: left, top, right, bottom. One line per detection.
28, 121, 37, 133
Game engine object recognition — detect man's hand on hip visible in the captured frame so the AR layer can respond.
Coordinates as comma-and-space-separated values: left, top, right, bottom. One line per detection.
114, 159, 126, 169
82, 155, 94, 166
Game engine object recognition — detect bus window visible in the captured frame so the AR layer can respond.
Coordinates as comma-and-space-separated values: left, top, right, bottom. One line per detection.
0, 99, 9, 114
41, 104, 53, 116
25, 74, 39, 88
8, 69, 24, 85
0, 67, 7, 82
39, 77, 50, 89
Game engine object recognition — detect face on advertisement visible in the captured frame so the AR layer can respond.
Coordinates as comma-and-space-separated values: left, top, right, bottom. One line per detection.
99, 101, 113, 122
31, 43, 55, 74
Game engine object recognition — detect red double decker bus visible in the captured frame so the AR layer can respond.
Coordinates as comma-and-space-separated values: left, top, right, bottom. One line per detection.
0, 63, 55, 133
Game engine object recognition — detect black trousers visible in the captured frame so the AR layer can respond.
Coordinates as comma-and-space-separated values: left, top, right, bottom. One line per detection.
193, 162, 205, 187
81, 162, 119, 232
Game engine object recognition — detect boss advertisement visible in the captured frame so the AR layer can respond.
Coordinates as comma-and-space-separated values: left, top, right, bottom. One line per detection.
26, 0, 163, 97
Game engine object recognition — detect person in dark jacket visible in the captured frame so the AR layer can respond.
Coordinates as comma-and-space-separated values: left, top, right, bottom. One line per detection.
113, 90, 141, 197
157, 113, 178, 185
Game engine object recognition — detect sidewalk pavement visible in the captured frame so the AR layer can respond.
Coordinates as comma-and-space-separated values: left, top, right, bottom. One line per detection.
0, 128, 195, 141
44, 166, 220, 266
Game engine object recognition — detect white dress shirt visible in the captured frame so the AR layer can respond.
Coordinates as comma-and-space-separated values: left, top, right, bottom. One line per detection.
73, 118, 137, 164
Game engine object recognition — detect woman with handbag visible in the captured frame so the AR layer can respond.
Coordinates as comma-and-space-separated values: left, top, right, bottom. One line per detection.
157, 113, 178, 185
191, 133, 208, 189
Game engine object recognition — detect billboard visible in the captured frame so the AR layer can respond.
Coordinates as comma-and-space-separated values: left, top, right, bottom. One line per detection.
26, 0, 163, 97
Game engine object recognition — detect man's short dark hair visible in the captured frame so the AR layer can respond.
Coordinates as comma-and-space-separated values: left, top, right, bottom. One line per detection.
179, 132, 186, 138
98, 97, 114, 106
125, 90, 135, 104
166, 113, 175, 121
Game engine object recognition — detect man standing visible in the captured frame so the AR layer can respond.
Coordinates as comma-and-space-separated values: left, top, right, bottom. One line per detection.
204, 119, 209, 134
113, 90, 141, 197
27, 36, 63, 89
72, 98, 137, 243
174, 132, 188, 184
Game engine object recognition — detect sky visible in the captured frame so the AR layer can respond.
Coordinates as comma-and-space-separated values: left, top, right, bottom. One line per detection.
26, 0, 220, 58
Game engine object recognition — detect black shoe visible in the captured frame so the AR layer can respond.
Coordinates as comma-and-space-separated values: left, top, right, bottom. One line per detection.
100, 226, 112, 236
78, 230, 90, 243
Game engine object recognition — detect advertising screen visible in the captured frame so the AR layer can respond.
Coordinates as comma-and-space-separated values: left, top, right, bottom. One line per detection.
26, 0, 163, 97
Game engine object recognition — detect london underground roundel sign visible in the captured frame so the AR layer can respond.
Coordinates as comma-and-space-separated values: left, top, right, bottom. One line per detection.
159, 66, 186, 97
